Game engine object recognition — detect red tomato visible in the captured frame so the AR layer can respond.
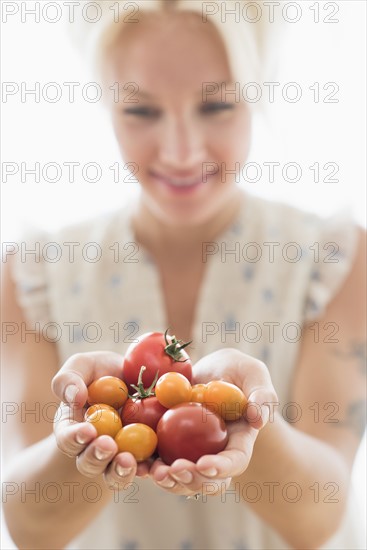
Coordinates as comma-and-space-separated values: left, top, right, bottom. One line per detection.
204, 380, 247, 421
155, 372, 192, 408
123, 330, 192, 391
156, 403, 228, 465
121, 397, 167, 431
115, 424, 158, 462
86, 408, 122, 438
87, 376, 128, 409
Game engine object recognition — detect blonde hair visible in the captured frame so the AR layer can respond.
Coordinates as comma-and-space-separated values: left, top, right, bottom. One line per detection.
70, 1, 284, 105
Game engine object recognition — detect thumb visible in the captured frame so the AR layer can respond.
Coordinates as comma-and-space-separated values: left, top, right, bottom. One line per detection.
246, 389, 279, 430
51, 351, 124, 409
52, 369, 88, 409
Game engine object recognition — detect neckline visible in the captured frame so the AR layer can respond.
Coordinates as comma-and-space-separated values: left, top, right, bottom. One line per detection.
121, 190, 250, 263
119, 190, 250, 354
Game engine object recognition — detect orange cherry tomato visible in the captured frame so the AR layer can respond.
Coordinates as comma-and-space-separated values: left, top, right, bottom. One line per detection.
155, 372, 192, 408
84, 403, 116, 421
86, 408, 122, 438
114, 424, 157, 462
204, 380, 247, 421
87, 376, 128, 409
190, 383, 208, 404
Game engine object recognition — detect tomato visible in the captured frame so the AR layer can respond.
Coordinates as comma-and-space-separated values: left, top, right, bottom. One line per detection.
84, 403, 116, 421
86, 408, 122, 438
157, 403, 228, 465
190, 383, 207, 404
121, 397, 167, 431
115, 424, 158, 462
204, 380, 247, 421
123, 330, 192, 391
155, 372, 192, 408
87, 376, 128, 409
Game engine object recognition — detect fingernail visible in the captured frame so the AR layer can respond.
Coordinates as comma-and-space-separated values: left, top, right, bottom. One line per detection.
95, 447, 112, 461
76, 432, 90, 445
65, 384, 79, 404
157, 476, 176, 488
171, 470, 193, 484
198, 467, 217, 477
115, 464, 133, 477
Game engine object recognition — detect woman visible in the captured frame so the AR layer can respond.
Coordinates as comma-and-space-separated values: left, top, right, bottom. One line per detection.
3, 1, 366, 549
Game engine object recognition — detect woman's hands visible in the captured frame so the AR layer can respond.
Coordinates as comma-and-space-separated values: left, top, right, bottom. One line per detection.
51, 348, 277, 499
51, 352, 149, 490
149, 348, 278, 497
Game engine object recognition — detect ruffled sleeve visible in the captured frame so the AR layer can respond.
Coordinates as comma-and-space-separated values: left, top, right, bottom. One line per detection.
10, 229, 51, 325
303, 209, 360, 322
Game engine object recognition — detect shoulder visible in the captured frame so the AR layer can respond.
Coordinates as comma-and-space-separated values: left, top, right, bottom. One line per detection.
5, 203, 133, 321
38, 204, 134, 272
240, 192, 362, 322
52, 204, 132, 243
242, 191, 353, 240
240, 191, 360, 278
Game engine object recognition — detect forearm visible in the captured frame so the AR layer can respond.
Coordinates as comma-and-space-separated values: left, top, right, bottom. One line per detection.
235, 412, 349, 549
3, 435, 112, 550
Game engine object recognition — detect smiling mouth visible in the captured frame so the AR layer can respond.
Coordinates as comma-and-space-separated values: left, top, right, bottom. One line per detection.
150, 170, 219, 190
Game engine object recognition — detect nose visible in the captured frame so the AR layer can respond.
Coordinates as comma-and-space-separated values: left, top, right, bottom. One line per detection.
158, 113, 205, 168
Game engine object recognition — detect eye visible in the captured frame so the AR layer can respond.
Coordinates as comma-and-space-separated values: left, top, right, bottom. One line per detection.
123, 107, 160, 118
200, 102, 235, 114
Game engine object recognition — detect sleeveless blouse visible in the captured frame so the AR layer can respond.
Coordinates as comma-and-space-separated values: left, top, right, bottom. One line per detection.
12, 191, 364, 549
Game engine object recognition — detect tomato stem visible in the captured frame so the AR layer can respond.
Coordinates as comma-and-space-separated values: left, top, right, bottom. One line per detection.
130, 365, 159, 399
164, 328, 192, 363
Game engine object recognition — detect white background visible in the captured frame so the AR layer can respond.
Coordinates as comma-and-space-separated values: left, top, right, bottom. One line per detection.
1, 1, 366, 548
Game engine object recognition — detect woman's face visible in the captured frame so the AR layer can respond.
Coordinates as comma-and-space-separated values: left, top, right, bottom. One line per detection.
105, 12, 251, 227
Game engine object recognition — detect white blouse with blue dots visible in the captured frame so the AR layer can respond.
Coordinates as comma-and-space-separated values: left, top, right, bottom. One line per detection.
12, 191, 363, 550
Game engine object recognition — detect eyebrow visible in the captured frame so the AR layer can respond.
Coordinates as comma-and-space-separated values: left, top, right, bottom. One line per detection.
135, 81, 233, 99
135, 91, 154, 99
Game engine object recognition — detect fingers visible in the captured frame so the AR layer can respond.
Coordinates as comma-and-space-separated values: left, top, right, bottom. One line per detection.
52, 353, 141, 491
149, 411, 259, 497
196, 420, 258, 478
54, 401, 139, 489
104, 452, 138, 488
150, 458, 213, 496
135, 465, 150, 478
151, 457, 231, 497
51, 351, 124, 408
74, 435, 118, 477
136, 459, 154, 478
55, 403, 120, 476
55, 420, 98, 458
243, 357, 278, 429
151, 458, 194, 493
246, 390, 278, 429
171, 459, 231, 497
54, 402, 97, 457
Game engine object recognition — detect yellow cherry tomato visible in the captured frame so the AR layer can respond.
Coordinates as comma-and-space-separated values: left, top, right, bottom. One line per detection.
190, 383, 208, 404
84, 403, 117, 421
155, 372, 192, 408
115, 424, 157, 462
204, 380, 247, 421
86, 408, 122, 437
87, 376, 128, 409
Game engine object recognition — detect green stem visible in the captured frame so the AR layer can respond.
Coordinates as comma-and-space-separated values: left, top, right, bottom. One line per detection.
130, 365, 159, 399
164, 328, 192, 363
